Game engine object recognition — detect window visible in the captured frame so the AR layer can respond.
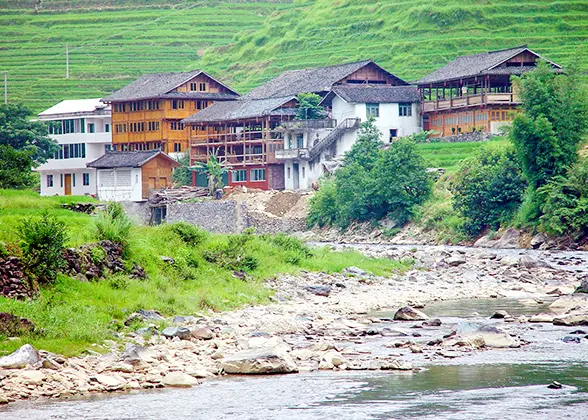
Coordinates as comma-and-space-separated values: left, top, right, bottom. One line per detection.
190, 82, 198, 91
250, 168, 266, 182
46, 175, 53, 188
117, 170, 132, 187
389, 129, 398, 141
72, 173, 76, 187
398, 103, 412, 117
366, 103, 379, 118
173, 143, 182, 152
302, 166, 305, 178
88, 123, 95, 133
296, 134, 304, 149
170, 121, 185, 131
172, 100, 185, 110
53, 143, 86, 160
287, 167, 291, 179
105, 124, 110, 133
199, 82, 207, 92
232, 169, 247, 183
60, 174, 63, 187
83, 173, 90, 186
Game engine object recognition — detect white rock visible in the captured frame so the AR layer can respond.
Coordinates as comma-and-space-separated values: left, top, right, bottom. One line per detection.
221, 348, 298, 374
0, 344, 40, 369
92, 374, 124, 388
162, 371, 199, 387
20, 370, 45, 385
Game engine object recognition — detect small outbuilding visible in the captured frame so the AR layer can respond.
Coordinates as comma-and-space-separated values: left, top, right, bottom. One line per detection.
87, 150, 180, 201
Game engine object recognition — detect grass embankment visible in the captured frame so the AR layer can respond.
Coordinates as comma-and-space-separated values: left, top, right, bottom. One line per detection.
1, 0, 586, 113
0, 189, 409, 357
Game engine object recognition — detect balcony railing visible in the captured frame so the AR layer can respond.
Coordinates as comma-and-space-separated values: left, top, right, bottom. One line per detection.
423, 93, 520, 112
190, 130, 278, 146
280, 119, 337, 130
275, 148, 310, 160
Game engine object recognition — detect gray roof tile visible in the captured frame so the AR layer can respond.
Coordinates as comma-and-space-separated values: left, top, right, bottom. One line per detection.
329, 85, 420, 104
183, 96, 295, 123
87, 151, 179, 169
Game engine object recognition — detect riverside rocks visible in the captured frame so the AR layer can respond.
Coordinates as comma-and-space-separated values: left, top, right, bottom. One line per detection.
1, 244, 586, 405
63, 240, 126, 282
394, 307, 429, 321
0, 344, 40, 369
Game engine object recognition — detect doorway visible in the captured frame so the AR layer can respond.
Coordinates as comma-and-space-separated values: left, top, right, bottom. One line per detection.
292, 163, 300, 190
64, 174, 72, 195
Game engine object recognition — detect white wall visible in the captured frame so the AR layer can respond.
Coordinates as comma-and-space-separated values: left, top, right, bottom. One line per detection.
96, 168, 143, 202
38, 169, 98, 197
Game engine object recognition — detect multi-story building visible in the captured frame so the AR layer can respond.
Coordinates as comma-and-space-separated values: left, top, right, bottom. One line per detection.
185, 60, 417, 190
102, 71, 239, 159
415, 45, 562, 137
35, 98, 111, 196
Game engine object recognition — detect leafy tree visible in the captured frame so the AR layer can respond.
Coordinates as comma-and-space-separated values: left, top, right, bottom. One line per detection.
537, 159, 588, 237
190, 149, 231, 195
172, 152, 193, 186
0, 103, 57, 164
295, 93, 325, 120
511, 61, 588, 190
0, 145, 36, 189
19, 212, 68, 285
451, 144, 526, 236
308, 119, 431, 228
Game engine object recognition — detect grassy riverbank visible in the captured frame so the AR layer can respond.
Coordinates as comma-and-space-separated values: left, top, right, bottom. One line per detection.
0, 189, 409, 357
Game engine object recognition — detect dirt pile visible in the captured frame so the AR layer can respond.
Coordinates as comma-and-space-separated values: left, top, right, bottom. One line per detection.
223, 189, 309, 220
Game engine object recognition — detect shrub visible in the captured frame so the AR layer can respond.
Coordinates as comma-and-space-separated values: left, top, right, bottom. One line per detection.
95, 203, 132, 252
168, 222, 208, 246
451, 144, 526, 236
537, 159, 588, 237
308, 120, 431, 229
202, 234, 259, 272
19, 212, 68, 284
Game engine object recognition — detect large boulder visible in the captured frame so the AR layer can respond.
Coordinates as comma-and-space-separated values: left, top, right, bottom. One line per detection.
519, 255, 551, 269
120, 344, 158, 364
456, 323, 520, 348
549, 295, 588, 314
575, 278, 588, 294
494, 228, 520, 249
553, 313, 588, 327
221, 348, 298, 374
394, 306, 429, 321
0, 344, 40, 369
162, 327, 191, 340
162, 371, 199, 387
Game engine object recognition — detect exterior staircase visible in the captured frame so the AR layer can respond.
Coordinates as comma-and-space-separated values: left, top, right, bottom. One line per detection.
308, 118, 360, 160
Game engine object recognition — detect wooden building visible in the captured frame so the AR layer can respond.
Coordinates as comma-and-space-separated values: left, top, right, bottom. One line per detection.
415, 46, 562, 137
184, 60, 408, 190
87, 150, 180, 201
102, 71, 239, 157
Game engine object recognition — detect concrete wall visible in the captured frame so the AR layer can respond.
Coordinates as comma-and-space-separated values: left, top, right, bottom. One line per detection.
96, 167, 143, 202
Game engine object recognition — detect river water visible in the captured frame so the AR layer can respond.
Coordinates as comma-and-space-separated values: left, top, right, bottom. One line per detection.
2, 297, 587, 420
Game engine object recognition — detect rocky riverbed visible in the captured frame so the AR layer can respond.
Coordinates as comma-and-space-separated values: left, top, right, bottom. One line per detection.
0, 244, 587, 406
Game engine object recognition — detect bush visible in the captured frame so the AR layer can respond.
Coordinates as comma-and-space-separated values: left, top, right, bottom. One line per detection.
19, 212, 68, 284
451, 144, 526, 236
537, 159, 588, 237
202, 233, 259, 272
308, 120, 431, 229
95, 203, 132, 252
168, 222, 208, 246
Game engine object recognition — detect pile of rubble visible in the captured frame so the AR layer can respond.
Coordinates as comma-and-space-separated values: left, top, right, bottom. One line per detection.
62, 240, 127, 282
0, 256, 34, 300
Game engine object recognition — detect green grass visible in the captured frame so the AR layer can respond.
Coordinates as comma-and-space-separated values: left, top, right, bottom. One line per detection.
0, 0, 586, 113
416, 137, 509, 172
0, 189, 408, 356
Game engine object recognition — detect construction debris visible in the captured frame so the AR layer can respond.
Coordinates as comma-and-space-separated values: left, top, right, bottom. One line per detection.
149, 186, 209, 206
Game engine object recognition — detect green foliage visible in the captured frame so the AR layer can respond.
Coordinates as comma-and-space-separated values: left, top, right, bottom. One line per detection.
0, 145, 36, 189
0, 104, 57, 163
451, 144, 527, 236
167, 222, 208, 246
94, 202, 133, 252
295, 93, 325, 120
203, 233, 259, 271
19, 212, 68, 285
537, 159, 588, 236
310, 120, 431, 228
190, 149, 230, 195
171, 152, 193, 186
511, 62, 588, 190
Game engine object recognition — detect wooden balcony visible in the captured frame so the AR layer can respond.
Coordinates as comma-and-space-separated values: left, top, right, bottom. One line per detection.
423, 93, 520, 112
190, 130, 269, 146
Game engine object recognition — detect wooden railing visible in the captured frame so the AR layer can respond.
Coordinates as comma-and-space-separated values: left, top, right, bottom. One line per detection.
423, 93, 520, 112
280, 119, 337, 130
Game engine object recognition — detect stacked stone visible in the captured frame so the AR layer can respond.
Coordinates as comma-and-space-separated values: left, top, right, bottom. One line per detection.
62, 240, 126, 282
0, 256, 34, 300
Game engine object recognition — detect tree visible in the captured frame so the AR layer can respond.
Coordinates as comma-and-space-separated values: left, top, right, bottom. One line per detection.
0, 145, 36, 189
295, 93, 325, 120
172, 152, 193, 186
308, 119, 431, 228
0, 104, 57, 164
190, 149, 231, 195
451, 144, 527, 236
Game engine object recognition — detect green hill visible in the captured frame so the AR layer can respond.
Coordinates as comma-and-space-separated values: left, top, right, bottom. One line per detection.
1, 0, 586, 113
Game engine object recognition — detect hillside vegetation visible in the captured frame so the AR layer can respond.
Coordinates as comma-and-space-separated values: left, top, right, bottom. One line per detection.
1, 0, 586, 113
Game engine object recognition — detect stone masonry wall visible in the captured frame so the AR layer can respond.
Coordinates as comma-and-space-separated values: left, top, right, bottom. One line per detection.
166, 201, 243, 234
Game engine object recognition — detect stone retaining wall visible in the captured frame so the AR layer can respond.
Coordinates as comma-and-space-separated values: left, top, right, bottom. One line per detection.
425, 132, 494, 143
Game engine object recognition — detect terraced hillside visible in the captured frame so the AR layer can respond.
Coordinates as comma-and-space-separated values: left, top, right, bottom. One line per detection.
1, 0, 586, 113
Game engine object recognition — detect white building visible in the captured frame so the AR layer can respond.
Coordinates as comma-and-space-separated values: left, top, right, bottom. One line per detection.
277, 85, 422, 190
35, 99, 112, 196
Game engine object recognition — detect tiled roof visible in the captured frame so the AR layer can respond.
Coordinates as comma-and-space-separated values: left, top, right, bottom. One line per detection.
329, 85, 420, 104
87, 151, 179, 169
245, 60, 407, 99
102, 71, 238, 102
183, 96, 295, 123
415, 46, 561, 85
